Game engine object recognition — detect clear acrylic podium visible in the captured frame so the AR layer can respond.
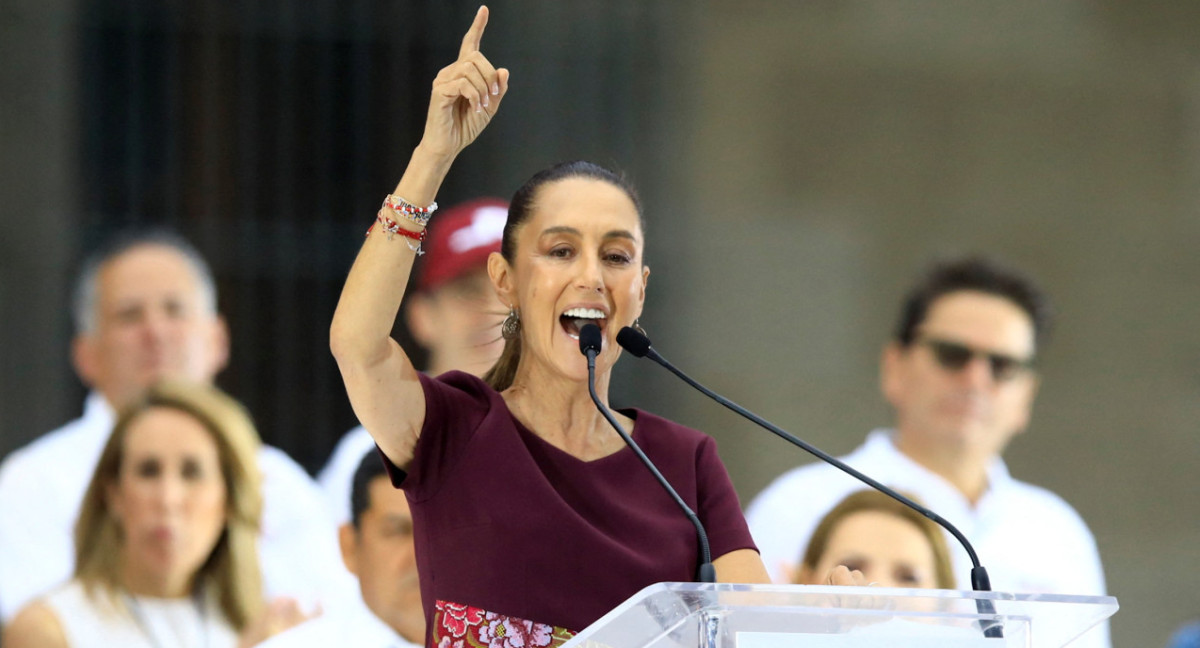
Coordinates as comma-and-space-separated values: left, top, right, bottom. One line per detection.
563, 583, 1117, 648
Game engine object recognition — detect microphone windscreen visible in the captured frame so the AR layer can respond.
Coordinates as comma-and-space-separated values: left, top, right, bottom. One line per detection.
616, 326, 651, 357
579, 323, 603, 355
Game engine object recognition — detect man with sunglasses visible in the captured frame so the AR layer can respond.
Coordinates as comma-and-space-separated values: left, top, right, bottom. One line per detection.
746, 256, 1109, 648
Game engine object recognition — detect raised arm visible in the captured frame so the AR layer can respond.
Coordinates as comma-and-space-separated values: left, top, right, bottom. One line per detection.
330, 5, 509, 470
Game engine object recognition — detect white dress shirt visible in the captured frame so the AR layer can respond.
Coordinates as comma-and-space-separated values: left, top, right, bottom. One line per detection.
316, 425, 376, 524
257, 598, 421, 648
745, 429, 1110, 648
0, 393, 356, 622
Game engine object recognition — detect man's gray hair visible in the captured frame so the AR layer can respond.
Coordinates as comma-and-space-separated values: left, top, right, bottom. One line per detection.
72, 229, 219, 334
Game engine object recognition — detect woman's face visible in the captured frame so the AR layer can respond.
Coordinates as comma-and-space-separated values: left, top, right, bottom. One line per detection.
800, 510, 940, 589
108, 407, 228, 588
493, 177, 649, 382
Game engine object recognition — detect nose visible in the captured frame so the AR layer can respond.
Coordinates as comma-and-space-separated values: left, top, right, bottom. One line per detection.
958, 355, 995, 388
575, 254, 604, 294
139, 306, 174, 344
155, 473, 187, 513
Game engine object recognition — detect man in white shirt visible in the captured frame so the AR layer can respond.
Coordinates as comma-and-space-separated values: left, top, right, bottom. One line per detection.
260, 452, 423, 648
318, 199, 508, 522
0, 230, 353, 624
746, 256, 1110, 648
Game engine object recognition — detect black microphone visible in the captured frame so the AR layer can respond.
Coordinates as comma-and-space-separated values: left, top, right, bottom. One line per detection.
616, 326, 1003, 637
578, 324, 716, 583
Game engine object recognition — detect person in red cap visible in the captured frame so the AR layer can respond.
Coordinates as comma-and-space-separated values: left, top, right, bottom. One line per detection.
318, 198, 509, 525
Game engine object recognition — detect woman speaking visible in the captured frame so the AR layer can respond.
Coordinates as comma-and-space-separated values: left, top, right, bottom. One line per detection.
330, 6, 770, 646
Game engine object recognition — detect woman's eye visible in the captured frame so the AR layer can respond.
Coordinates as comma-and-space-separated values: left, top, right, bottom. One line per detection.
895, 568, 920, 584
549, 246, 572, 258
605, 252, 632, 265
134, 459, 161, 478
181, 459, 206, 480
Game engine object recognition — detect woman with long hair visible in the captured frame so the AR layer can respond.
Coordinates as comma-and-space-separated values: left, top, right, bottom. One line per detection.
3, 381, 305, 647
792, 489, 956, 590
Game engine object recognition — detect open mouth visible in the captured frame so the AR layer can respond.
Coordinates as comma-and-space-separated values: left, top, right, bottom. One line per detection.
560, 307, 607, 340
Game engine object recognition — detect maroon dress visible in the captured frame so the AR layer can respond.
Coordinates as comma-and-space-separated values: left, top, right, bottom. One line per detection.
381, 371, 757, 647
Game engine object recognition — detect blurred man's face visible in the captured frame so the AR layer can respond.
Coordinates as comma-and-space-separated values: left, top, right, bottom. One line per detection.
73, 244, 229, 409
339, 477, 424, 643
408, 269, 506, 377
882, 290, 1038, 460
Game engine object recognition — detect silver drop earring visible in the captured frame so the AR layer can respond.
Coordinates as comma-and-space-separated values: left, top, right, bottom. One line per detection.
502, 305, 521, 340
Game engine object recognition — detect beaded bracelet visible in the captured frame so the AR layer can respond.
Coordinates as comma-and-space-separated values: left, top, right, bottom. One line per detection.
390, 208, 431, 229
383, 194, 438, 227
366, 211, 426, 255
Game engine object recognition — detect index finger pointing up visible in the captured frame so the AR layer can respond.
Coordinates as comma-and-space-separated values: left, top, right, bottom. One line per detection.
459, 5, 489, 57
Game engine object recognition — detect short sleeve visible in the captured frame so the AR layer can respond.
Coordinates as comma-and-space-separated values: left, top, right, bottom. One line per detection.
398, 371, 497, 501
694, 436, 758, 560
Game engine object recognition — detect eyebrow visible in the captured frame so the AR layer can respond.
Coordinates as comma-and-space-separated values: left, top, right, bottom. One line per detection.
540, 226, 638, 242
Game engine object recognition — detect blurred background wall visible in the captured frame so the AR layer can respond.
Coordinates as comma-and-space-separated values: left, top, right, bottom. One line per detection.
2, 1, 1197, 646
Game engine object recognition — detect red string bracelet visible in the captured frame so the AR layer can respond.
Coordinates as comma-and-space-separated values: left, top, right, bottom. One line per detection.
366, 211, 426, 255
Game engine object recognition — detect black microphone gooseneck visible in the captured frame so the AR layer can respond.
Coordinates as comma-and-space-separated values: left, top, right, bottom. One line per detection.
578, 324, 715, 583
616, 326, 1003, 637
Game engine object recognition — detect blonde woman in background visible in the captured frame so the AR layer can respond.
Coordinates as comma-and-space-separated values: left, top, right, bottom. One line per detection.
793, 489, 957, 590
3, 381, 310, 647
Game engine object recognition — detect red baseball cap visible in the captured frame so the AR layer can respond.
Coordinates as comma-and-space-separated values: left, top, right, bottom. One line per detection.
415, 198, 509, 293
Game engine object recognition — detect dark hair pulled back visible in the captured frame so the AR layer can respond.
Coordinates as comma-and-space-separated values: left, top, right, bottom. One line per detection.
482, 161, 643, 391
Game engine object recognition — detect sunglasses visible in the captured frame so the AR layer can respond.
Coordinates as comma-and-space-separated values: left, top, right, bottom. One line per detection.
916, 337, 1034, 382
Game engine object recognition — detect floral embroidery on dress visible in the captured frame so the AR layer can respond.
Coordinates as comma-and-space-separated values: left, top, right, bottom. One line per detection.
433, 600, 575, 648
